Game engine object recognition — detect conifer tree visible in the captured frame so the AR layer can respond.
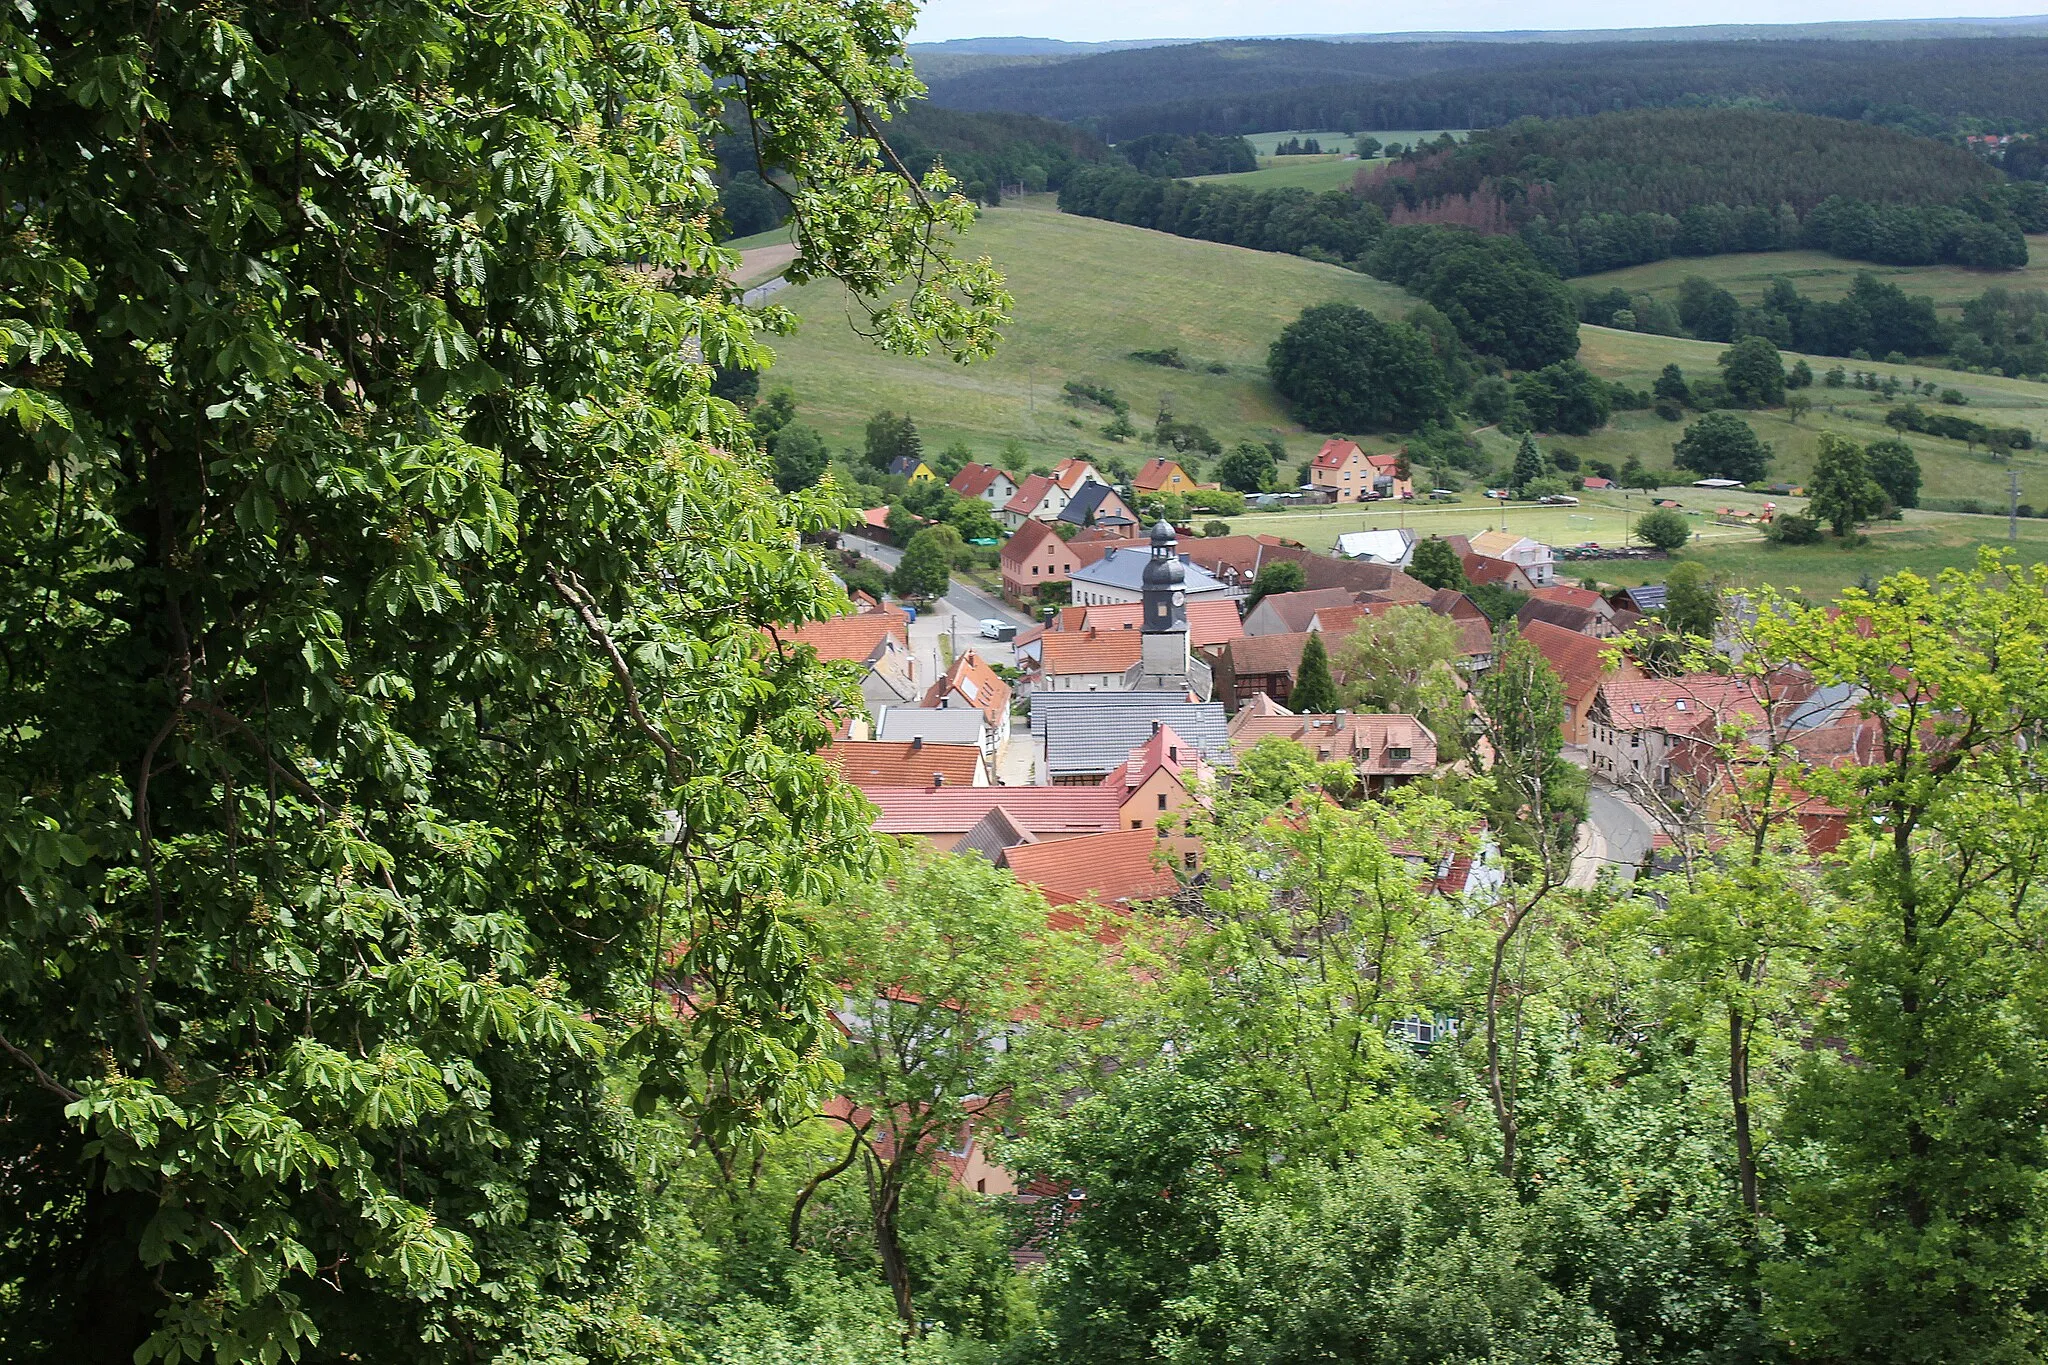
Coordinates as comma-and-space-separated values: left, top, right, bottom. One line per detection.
1291, 632, 1341, 714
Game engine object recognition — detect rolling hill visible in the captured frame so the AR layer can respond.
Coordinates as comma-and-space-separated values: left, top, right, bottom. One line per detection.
758, 196, 1413, 468
759, 196, 2048, 588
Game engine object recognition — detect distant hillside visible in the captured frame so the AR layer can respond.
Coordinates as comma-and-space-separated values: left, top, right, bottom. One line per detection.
885, 104, 1113, 200
1364, 110, 1998, 223
923, 37, 2048, 141
759, 200, 1414, 469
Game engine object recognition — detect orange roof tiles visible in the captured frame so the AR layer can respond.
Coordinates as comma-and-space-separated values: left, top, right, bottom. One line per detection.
824, 740, 983, 790
780, 608, 911, 664
925, 650, 1012, 726
1597, 674, 1790, 737
1229, 708, 1439, 776
1051, 458, 1101, 492
864, 786, 1125, 836
1312, 438, 1364, 470
1530, 585, 1607, 612
1001, 517, 1065, 568
1519, 620, 1615, 712
949, 463, 1013, 498
1003, 473, 1059, 517
1058, 599, 1245, 651
1038, 628, 1144, 676
1000, 827, 1180, 907
1133, 458, 1189, 492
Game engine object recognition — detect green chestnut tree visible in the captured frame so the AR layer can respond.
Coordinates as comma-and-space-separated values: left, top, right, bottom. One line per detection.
0, 1, 1006, 1361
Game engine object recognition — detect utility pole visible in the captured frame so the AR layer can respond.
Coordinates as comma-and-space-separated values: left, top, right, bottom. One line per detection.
2012, 470, 2022, 544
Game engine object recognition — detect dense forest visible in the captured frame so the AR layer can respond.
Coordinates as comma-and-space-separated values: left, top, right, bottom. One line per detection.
1113, 132, 1258, 177
927, 37, 2048, 143
1364, 109, 2043, 273
717, 104, 1114, 232
1061, 110, 2044, 279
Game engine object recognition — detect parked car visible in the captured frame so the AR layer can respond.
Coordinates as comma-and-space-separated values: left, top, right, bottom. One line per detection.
1538, 494, 1581, 506
979, 618, 1017, 642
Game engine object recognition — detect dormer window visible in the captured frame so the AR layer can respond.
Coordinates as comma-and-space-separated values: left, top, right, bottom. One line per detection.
1674, 700, 1688, 711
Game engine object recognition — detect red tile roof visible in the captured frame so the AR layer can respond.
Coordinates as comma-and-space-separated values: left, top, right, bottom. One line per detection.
1003, 473, 1059, 517
1038, 627, 1143, 676
1312, 437, 1364, 470
824, 740, 983, 790
864, 786, 1125, 836
1100, 723, 1208, 794
1133, 457, 1190, 492
1530, 585, 1607, 612
1181, 533, 1299, 580
1000, 827, 1180, 907
1051, 458, 1101, 492
1228, 707, 1439, 776
1000, 517, 1064, 568
1223, 631, 1311, 678
924, 650, 1012, 726
1061, 600, 1245, 651
949, 463, 1013, 498
1519, 620, 1616, 713
779, 608, 911, 663
1596, 674, 1786, 736
1462, 555, 1533, 590
1251, 588, 1359, 633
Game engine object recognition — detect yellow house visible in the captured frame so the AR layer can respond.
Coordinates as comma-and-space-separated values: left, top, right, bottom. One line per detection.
1135, 457, 1199, 496
887, 456, 937, 484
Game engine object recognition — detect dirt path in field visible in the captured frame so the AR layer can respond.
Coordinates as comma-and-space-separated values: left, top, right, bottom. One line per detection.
736, 243, 797, 286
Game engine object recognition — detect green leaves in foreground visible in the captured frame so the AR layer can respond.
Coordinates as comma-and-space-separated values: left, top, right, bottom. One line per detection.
0, 0, 1005, 1359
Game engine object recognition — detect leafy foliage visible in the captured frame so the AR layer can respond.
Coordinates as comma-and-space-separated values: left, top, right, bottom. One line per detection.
1673, 413, 1774, 483
1267, 304, 1454, 433
0, 1, 1007, 1358
1634, 508, 1693, 552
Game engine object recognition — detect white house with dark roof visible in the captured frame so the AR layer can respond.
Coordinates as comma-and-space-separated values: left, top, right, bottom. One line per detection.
1067, 541, 1230, 608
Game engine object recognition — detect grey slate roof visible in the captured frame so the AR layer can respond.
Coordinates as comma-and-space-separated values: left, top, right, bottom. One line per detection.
1058, 481, 1136, 528
955, 806, 1037, 862
1068, 546, 1226, 595
875, 707, 987, 745
1031, 692, 1234, 779
1618, 585, 1667, 613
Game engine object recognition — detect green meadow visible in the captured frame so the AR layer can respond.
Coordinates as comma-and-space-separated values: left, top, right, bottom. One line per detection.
759, 196, 2048, 596
760, 195, 1412, 467
1574, 238, 2048, 313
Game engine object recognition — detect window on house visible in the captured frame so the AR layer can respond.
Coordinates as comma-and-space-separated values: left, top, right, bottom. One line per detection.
1184, 850, 1198, 870
1157, 792, 1168, 810
1632, 735, 1641, 748
1389, 746, 1411, 762
1032, 565, 1039, 576
1131, 819, 1142, 830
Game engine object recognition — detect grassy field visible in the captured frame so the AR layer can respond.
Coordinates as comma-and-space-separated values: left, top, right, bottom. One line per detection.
1221, 490, 1768, 555
1219, 490, 2048, 599
1574, 240, 2048, 314
1192, 157, 1364, 192
760, 197, 2048, 597
1192, 130, 1469, 192
1235, 129, 1467, 156
760, 195, 1413, 468
1567, 326, 2048, 505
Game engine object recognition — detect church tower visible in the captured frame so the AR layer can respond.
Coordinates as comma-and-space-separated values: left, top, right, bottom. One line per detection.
1139, 519, 1191, 688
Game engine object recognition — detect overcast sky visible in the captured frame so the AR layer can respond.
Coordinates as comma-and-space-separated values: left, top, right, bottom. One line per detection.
911, 1, 2048, 44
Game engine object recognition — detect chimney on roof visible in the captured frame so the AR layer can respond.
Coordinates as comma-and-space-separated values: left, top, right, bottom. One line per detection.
933, 772, 945, 788
910, 736, 923, 752
1152, 720, 1162, 735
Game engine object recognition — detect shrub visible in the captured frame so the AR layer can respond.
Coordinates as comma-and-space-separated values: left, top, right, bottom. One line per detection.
1635, 507, 1693, 551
